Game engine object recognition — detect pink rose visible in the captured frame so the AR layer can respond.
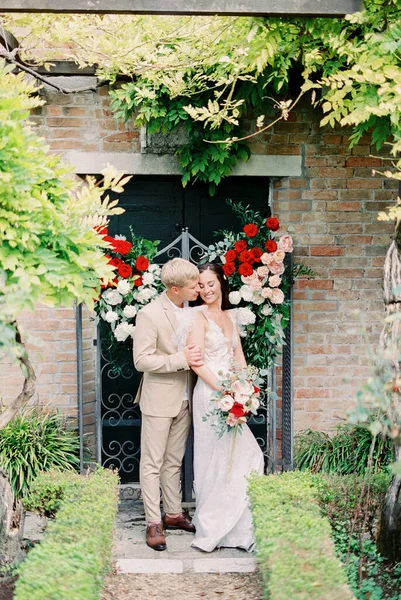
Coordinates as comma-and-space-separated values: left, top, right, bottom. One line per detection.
269, 275, 282, 287
250, 278, 262, 291
257, 266, 269, 278
261, 252, 275, 266
273, 250, 285, 263
278, 235, 293, 253
241, 271, 257, 284
226, 415, 239, 427
261, 287, 273, 299
271, 288, 285, 304
269, 261, 285, 275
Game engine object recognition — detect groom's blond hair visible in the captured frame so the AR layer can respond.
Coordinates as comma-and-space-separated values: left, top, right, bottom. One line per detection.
161, 258, 199, 288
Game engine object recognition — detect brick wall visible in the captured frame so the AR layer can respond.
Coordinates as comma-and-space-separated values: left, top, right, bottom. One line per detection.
0, 306, 78, 417
1, 85, 397, 436
31, 85, 140, 154
248, 101, 396, 431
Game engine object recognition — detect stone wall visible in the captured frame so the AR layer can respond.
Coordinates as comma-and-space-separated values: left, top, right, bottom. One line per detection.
0, 82, 397, 435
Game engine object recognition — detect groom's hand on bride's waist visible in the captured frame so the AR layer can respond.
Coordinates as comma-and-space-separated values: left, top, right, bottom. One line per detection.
184, 344, 204, 368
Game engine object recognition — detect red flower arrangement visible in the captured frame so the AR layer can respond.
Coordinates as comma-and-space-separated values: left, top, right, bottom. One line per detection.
243, 224, 259, 238
234, 240, 248, 253
222, 262, 236, 276
266, 217, 280, 232
238, 263, 253, 277
136, 256, 149, 271
265, 240, 278, 253
225, 249, 238, 262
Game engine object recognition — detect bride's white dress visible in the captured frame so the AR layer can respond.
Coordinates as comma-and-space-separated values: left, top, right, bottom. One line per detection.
177, 306, 264, 553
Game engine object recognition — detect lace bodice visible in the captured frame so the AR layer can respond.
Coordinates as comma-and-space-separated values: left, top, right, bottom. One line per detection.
201, 309, 238, 369
175, 306, 238, 371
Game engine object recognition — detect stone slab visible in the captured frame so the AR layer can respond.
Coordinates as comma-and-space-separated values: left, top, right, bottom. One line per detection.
193, 558, 257, 573
117, 558, 183, 574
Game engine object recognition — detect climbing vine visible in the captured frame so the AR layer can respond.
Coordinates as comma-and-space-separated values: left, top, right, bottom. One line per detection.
3, 0, 401, 192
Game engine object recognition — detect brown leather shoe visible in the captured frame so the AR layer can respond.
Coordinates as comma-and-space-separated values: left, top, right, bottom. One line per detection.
146, 523, 166, 551
162, 512, 196, 533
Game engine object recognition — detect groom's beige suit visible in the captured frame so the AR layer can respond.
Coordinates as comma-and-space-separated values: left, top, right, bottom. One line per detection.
133, 291, 193, 524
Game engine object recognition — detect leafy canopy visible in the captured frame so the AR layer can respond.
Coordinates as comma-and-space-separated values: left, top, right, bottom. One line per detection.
3, 0, 401, 193
0, 60, 128, 363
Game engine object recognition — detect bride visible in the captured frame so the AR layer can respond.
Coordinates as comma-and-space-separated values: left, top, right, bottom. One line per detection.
178, 262, 264, 553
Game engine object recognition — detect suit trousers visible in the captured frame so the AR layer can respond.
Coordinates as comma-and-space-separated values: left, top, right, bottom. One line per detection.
140, 401, 191, 524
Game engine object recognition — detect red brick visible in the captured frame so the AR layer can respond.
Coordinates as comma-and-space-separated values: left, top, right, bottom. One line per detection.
327, 202, 361, 212
323, 135, 342, 144
310, 246, 344, 256
62, 107, 88, 117
47, 118, 84, 127
104, 131, 139, 143
346, 157, 382, 167
346, 178, 382, 189
331, 269, 364, 278
297, 280, 334, 290
45, 106, 63, 117
320, 167, 354, 178
301, 302, 338, 311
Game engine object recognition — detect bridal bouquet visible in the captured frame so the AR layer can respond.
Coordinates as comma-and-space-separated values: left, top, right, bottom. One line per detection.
204, 365, 263, 438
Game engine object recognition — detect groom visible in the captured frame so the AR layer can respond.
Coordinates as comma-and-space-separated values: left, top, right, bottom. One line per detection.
133, 258, 202, 551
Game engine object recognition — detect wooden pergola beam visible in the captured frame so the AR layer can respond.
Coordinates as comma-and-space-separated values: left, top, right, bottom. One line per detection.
0, 0, 362, 17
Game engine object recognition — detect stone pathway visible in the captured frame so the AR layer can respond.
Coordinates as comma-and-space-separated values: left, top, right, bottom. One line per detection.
101, 486, 263, 599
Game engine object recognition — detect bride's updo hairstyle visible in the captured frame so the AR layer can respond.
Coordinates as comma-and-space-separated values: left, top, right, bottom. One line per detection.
197, 263, 232, 310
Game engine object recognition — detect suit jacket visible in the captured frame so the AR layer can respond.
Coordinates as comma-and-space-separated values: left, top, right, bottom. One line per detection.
133, 291, 194, 417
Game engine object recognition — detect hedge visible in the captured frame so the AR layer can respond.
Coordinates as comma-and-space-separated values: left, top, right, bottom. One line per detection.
15, 468, 119, 600
248, 471, 354, 600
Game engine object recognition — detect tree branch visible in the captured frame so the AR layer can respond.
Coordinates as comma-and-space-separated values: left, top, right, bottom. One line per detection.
0, 49, 107, 94
0, 325, 36, 430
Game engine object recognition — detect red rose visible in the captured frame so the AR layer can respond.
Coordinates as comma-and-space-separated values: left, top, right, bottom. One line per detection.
222, 262, 236, 276
225, 249, 238, 262
114, 240, 133, 255
135, 256, 149, 271
265, 239, 278, 253
109, 257, 123, 268
103, 235, 115, 244
234, 240, 248, 253
239, 250, 252, 263
266, 217, 280, 231
253, 386, 260, 394
250, 248, 263, 262
243, 224, 259, 238
238, 263, 253, 277
118, 264, 133, 279
94, 225, 108, 236
230, 402, 246, 419
134, 275, 143, 287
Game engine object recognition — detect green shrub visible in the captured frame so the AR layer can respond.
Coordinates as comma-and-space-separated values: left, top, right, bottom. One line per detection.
23, 469, 84, 517
314, 472, 390, 536
294, 425, 392, 475
248, 471, 353, 600
14, 468, 119, 600
0, 409, 79, 499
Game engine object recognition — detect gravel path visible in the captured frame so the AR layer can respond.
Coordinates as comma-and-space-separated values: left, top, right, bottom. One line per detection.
102, 571, 263, 600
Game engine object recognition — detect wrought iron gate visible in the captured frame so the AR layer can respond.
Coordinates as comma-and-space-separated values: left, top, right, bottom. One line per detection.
94, 229, 293, 500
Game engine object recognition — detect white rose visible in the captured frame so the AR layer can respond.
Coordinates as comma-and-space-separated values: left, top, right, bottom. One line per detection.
218, 395, 234, 411
114, 322, 135, 342
269, 275, 282, 288
123, 305, 137, 318
229, 291, 241, 305
148, 264, 161, 274
102, 289, 123, 306
104, 310, 119, 323
271, 288, 285, 304
117, 280, 131, 296
237, 307, 256, 326
261, 304, 273, 316
114, 234, 127, 240
142, 272, 155, 286
252, 292, 264, 306
240, 285, 254, 302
